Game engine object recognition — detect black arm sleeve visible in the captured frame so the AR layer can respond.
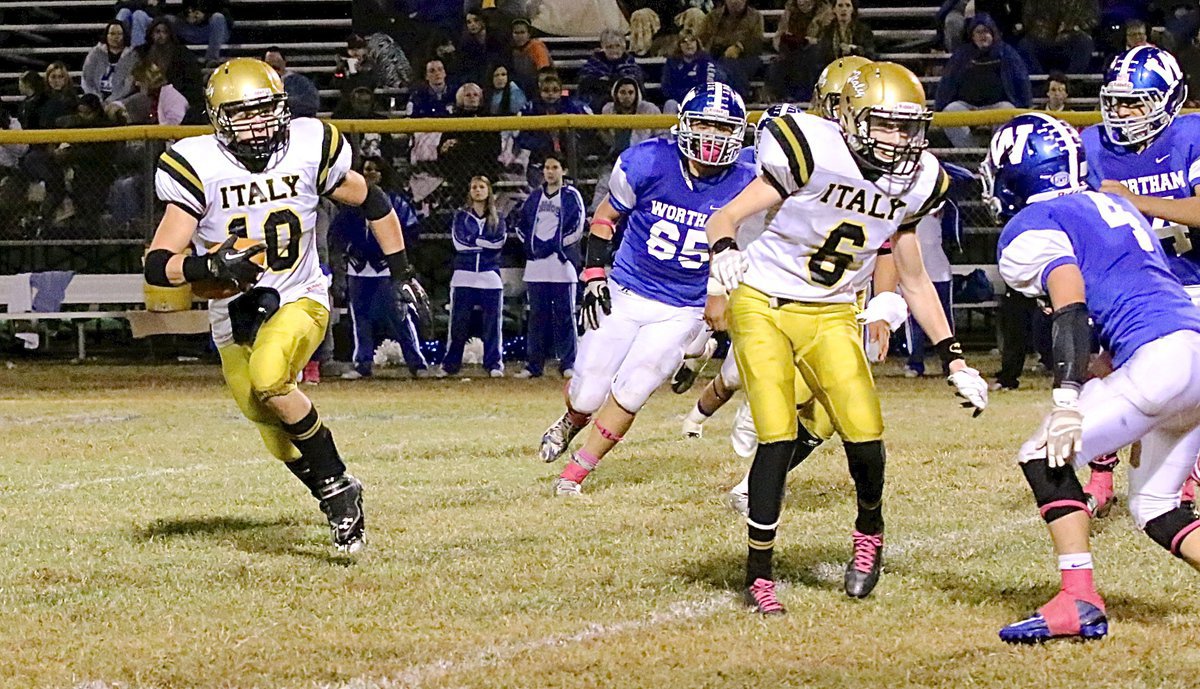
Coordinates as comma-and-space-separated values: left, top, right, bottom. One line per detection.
144, 249, 174, 287
361, 184, 393, 221
584, 232, 614, 269
1051, 302, 1092, 390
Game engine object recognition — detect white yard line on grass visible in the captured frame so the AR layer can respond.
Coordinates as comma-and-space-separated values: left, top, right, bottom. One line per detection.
22, 460, 262, 495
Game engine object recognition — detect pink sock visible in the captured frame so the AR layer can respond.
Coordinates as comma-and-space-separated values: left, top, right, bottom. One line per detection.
561, 449, 599, 483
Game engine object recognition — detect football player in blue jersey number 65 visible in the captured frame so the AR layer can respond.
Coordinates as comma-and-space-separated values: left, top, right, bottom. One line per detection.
985, 113, 1200, 644
1089, 45, 1200, 510
537, 83, 758, 496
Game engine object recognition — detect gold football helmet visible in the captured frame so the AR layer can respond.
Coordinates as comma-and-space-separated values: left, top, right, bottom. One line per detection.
811, 55, 872, 121
206, 58, 291, 170
838, 61, 931, 176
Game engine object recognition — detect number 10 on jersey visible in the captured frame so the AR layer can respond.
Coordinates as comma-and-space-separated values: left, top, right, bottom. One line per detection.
647, 220, 709, 268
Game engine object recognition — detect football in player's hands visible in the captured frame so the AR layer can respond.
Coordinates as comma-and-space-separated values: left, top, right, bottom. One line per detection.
192, 236, 267, 299
947, 366, 988, 417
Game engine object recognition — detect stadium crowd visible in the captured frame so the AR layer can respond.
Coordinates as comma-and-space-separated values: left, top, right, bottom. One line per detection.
4, 0, 1199, 384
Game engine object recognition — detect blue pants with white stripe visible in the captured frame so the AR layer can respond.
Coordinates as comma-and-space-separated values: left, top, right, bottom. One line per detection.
525, 281, 577, 377
905, 280, 954, 375
443, 286, 504, 374
348, 275, 428, 375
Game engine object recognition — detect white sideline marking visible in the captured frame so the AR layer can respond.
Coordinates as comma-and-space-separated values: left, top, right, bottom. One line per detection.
23, 460, 261, 496
323, 595, 734, 689
0, 412, 141, 427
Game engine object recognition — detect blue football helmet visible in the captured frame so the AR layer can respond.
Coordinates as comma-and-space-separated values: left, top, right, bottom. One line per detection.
981, 113, 1088, 222
1100, 45, 1187, 147
754, 103, 805, 147
673, 82, 747, 167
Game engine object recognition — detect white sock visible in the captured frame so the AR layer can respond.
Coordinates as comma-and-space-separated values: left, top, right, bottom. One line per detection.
1058, 552, 1093, 571
733, 470, 750, 495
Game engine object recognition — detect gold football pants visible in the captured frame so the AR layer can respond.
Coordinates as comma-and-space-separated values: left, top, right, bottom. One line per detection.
729, 285, 883, 444
218, 297, 329, 461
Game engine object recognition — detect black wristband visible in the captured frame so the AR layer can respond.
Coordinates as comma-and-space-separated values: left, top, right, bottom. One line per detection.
584, 232, 613, 269
182, 254, 213, 283
385, 250, 412, 280
711, 237, 738, 255
933, 337, 964, 368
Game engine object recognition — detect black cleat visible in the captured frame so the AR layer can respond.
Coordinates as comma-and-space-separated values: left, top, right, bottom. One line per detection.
316, 474, 365, 553
844, 530, 883, 599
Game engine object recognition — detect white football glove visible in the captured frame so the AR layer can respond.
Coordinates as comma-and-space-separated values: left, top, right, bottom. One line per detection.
946, 366, 988, 417
1044, 388, 1083, 468
710, 247, 748, 293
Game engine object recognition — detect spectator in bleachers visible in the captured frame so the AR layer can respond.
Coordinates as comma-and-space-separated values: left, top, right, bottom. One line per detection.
17, 72, 47, 130
938, 0, 970, 53
1045, 70, 1071, 111
517, 72, 591, 185
1161, 0, 1200, 49
115, 0, 162, 49
1175, 28, 1200, 106
509, 17, 553, 97
330, 155, 430, 380
437, 176, 508, 378
1124, 18, 1153, 49
811, 0, 876, 69
55, 94, 121, 225
170, 0, 230, 65
600, 77, 662, 156
334, 34, 382, 97
579, 29, 646, 113
41, 63, 80, 129
697, 0, 764, 98
119, 58, 188, 125
84, 21, 138, 106
458, 11, 506, 87
365, 33, 414, 90
439, 83, 502, 204
1018, 1, 1097, 75
332, 88, 399, 163
428, 36, 466, 86
486, 65, 528, 115
513, 152, 583, 379
264, 47, 319, 118
767, 0, 831, 102
0, 107, 29, 232
136, 17, 204, 118
662, 29, 720, 112
936, 13, 1031, 148
409, 59, 456, 117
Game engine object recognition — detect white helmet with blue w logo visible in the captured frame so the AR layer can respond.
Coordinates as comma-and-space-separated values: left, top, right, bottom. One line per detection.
672, 82, 747, 167
1100, 45, 1187, 147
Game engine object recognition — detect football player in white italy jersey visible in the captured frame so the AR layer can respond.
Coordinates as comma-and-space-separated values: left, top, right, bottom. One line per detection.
144, 59, 429, 554
706, 62, 988, 613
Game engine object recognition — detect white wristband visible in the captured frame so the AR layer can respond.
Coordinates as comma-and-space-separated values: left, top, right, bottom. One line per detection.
707, 276, 728, 297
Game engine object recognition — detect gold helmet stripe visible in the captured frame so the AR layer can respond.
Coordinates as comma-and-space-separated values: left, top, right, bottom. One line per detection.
318, 121, 345, 190
902, 165, 952, 229
156, 149, 205, 212
762, 116, 815, 190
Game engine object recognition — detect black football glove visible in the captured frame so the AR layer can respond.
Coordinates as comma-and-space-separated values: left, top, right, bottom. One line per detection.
393, 274, 432, 332
206, 235, 266, 290
578, 271, 611, 331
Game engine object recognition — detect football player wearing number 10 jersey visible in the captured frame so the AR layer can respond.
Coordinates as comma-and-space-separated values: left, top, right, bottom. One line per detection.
536, 83, 757, 496
144, 59, 430, 554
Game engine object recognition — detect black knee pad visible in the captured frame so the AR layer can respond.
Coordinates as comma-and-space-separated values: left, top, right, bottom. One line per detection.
1021, 458, 1088, 523
1144, 507, 1200, 557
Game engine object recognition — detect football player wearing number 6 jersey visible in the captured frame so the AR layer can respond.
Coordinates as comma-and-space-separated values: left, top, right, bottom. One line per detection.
985, 112, 1200, 643
536, 83, 757, 497
706, 63, 988, 614
143, 59, 430, 554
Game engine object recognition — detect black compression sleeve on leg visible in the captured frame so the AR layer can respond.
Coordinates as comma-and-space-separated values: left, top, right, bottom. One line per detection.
1021, 458, 1089, 522
746, 440, 794, 585
845, 440, 885, 535
1144, 507, 1200, 556
1050, 302, 1092, 391
787, 423, 823, 472
282, 407, 346, 494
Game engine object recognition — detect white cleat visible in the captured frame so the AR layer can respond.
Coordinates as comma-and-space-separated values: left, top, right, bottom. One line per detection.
553, 477, 583, 497
731, 400, 759, 459
681, 405, 708, 438
539, 413, 584, 463
726, 484, 749, 517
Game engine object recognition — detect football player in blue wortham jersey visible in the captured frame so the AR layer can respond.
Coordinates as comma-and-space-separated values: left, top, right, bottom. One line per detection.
1087, 45, 1200, 511
536, 83, 758, 496
984, 113, 1200, 644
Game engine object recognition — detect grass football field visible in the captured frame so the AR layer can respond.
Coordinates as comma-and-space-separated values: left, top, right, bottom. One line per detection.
1, 360, 1198, 689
